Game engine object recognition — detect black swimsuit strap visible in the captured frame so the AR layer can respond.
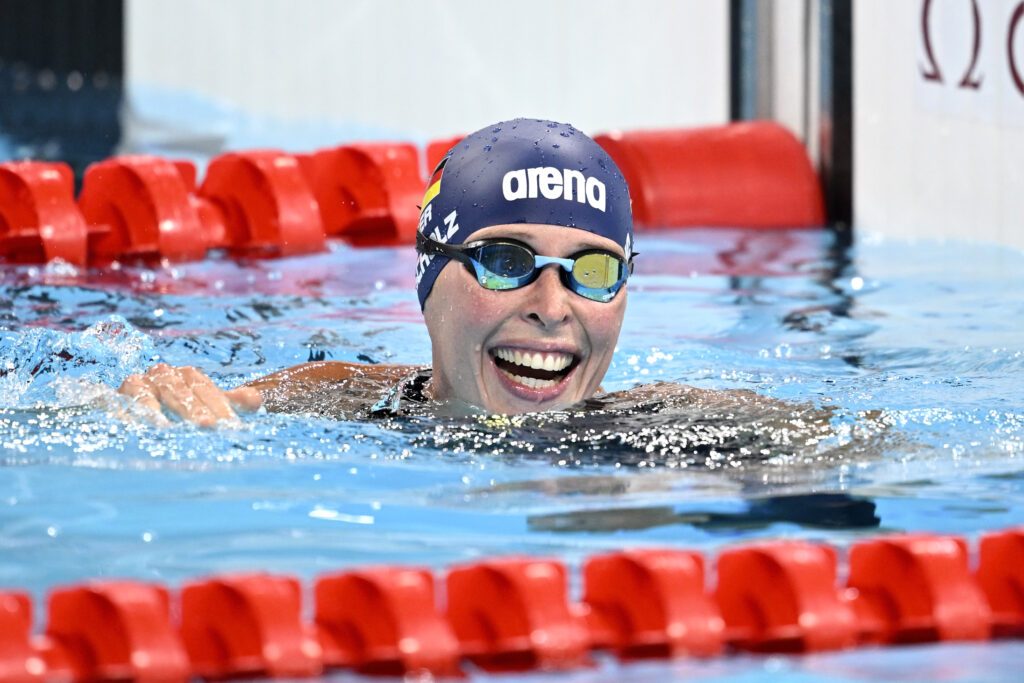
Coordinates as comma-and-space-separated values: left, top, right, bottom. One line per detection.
402, 368, 432, 404
369, 367, 432, 417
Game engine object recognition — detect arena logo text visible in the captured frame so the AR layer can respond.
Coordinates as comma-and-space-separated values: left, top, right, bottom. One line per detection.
501, 167, 607, 212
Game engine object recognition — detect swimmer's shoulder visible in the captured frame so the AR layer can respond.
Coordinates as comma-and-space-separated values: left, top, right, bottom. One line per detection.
244, 361, 416, 415
602, 381, 727, 405
606, 381, 806, 412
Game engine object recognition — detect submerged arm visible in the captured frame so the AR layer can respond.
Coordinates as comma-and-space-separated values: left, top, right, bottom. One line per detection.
243, 361, 411, 412
118, 361, 412, 425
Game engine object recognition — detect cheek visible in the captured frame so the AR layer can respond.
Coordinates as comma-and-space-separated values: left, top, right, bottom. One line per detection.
434, 268, 510, 343
582, 299, 626, 353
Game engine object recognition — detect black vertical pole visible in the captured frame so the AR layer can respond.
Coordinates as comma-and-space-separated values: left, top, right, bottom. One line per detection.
730, 0, 853, 237
729, 0, 748, 121
821, 0, 854, 240
0, 0, 124, 185
729, 0, 765, 122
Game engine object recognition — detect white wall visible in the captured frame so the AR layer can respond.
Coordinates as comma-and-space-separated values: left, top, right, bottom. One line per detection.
856, 0, 1024, 248
126, 0, 1024, 247
771, 0, 810, 145
126, 0, 729, 139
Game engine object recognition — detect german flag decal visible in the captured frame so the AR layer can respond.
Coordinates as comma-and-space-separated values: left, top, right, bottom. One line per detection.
420, 155, 448, 209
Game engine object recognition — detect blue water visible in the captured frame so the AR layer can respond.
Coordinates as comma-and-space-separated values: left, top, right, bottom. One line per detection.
1, 225, 1023, 681
1, 84, 1023, 682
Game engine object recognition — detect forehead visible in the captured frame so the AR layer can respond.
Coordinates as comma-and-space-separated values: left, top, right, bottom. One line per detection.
464, 223, 625, 256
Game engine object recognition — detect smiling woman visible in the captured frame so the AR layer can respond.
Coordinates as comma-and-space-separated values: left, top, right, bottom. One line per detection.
422, 222, 628, 414
118, 118, 637, 421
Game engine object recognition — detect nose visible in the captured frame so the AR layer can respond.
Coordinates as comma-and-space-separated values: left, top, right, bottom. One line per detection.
521, 265, 572, 328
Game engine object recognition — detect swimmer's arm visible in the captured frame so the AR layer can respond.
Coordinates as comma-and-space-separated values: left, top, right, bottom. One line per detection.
607, 381, 836, 426
117, 361, 413, 426
243, 361, 411, 401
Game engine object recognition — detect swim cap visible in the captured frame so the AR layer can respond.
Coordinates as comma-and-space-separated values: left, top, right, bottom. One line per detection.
415, 118, 633, 309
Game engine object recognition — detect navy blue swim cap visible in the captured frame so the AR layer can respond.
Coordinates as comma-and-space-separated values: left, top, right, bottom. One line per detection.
415, 118, 633, 309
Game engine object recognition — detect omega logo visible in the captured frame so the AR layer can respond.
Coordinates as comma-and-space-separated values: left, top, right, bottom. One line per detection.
920, 0, 1024, 96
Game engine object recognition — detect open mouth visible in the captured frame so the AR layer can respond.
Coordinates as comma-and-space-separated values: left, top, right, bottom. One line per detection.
490, 348, 580, 390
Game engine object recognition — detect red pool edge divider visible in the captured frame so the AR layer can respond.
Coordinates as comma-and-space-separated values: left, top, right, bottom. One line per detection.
0, 121, 824, 267
1, 528, 1022, 682
595, 121, 825, 230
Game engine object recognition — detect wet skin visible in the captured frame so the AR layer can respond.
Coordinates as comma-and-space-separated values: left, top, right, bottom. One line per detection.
117, 223, 628, 424
422, 223, 627, 415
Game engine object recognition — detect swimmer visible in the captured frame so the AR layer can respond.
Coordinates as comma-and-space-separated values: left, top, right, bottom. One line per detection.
115, 117, 890, 476
118, 118, 637, 424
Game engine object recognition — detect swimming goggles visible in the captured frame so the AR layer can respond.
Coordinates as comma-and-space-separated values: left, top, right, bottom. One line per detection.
416, 233, 634, 303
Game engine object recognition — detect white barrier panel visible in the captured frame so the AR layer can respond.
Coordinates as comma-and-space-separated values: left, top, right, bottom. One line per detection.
857, 0, 1024, 248
126, 0, 729, 138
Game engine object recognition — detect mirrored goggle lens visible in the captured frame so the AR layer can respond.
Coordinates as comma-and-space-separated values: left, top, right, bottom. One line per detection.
571, 252, 625, 290
470, 242, 628, 298
474, 243, 535, 288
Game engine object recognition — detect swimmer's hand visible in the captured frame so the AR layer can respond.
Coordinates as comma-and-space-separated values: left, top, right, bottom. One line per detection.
117, 363, 262, 427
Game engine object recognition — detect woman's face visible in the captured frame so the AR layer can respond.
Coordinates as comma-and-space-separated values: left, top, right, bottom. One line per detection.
423, 223, 628, 414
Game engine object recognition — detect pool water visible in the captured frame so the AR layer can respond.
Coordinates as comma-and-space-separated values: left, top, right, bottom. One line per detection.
1, 227, 1023, 682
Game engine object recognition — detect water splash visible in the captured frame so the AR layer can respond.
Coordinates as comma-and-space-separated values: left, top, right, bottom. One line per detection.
0, 316, 156, 408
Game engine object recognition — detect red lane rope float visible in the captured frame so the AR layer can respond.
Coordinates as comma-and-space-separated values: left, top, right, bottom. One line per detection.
445, 558, 592, 672
314, 567, 462, 676
847, 535, 992, 644
2, 528, 1021, 682
976, 530, 1024, 637
299, 142, 422, 247
198, 151, 326, 258
425, 135, 465, 175
46, 582, 190, 683
79, 156, 214, 264
595, 121, 826, 230
180, 574, 322, 680
0, 592, 47, 683
715, 541, 858, 652
582, 549, 724, 658
0, 122, 828, 266
0, 162, 88, 265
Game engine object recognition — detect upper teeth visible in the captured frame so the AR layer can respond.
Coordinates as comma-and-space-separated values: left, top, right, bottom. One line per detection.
494, 348, 574, 372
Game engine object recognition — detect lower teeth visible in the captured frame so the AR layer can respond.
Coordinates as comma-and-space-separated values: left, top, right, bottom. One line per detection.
500, 368, 558, 389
